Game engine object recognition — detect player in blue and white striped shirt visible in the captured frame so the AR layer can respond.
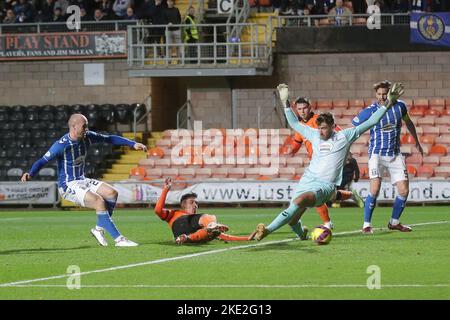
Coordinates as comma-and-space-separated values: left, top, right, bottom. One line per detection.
352, 81, 423, 234
21, 113, 148, 247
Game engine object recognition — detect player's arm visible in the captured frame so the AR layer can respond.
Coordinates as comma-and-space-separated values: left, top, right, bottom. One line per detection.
87, 131, 147, 152
348, 83, 405, 142
277, 84, 316, 141
290, 133, 303, 155
21, 143, 61, 182
403, 112, 424, 156
154, 177, 175, 222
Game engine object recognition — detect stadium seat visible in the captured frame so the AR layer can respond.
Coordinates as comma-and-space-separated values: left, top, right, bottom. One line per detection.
413, 99, 429, 109
439, 156, 450, 165
417, 165, 434, 178
434, 166, 450, 178
409, 108, 425, 116
279, 167, 295, 179
407, 165, 417, 177
138, 158, 155, 168
228, 168, 245, 179
400, 145, 412, 155
422, 156, 440, 166
244, 168, 260, 179
435, 135, 450, 144
405, 153, 423, 166
424, 109, 441, 116
429, 144, 447, 156
295, 167, 305, 176
179, 168, 195, 179
286, 157, 303, 167
445, 99, 450, 109
6, 168, 23, 181
146, 168, 162, 179
417, 117, 435, 126
333, 99, 349, 109
429, 98, 445, 110
130, 167, 146, 180
195, 168, 212, 179
147, 147, 165, 159
154, 158, 171, 168
114, 104, 131, 124
421, 125, 440, 135
420, 135, 435, 145
348, 99, 365, 109
211, 167, 228, 179
317, 100, 333, 109
260, 167, 279, 179
70, 104, 86, 115
38, 167, 56, 181
401, 134, 416, 145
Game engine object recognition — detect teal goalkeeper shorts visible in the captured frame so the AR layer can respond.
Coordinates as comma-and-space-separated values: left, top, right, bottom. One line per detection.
292, 175, 337, 207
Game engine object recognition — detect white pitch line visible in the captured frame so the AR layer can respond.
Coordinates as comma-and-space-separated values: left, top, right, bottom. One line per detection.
0, 220, 448, 288
7, 284, 450, 289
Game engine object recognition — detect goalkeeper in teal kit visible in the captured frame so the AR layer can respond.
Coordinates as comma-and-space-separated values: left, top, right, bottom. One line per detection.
252, 82, 405, 241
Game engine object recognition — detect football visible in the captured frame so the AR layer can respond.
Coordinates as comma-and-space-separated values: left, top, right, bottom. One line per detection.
311, 226, 332, 245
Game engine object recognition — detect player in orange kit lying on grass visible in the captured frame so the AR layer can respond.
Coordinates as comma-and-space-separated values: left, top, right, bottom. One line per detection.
154, 177, 253, 244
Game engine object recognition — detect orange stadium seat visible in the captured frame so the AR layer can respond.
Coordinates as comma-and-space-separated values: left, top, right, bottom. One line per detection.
360, 167, 369, 179
331, 108, 344, 118
401, 134, 416, 145
147, 147, 165, 159
162, 168, 179, 178
421, 125, 440, 135
420, 135, 435, 145
178, 168, 195, 179
400, 145, 412, 155
286, 157, 303, 167
295, 167, 305, 176
364, 99, 375, 107
333, 99, 349, 109
429, 144, 448, 156
442, 109, 450, 116
244, 168, 260, 179
402, 98, 413, 107
409, 108, 425, 116
156, 139, 171, 148
228, 168, 245, 179
154, 158, 171, 168
130, 166, 146, 180
260, 167, 280, 179
439, 156, 450, 165
417, 165, 434, 178
424, 108, 441, 116
342, 109, 357, 117
445, 99, 450, 108
407, 165, 417, 177
211, 167, 228, 179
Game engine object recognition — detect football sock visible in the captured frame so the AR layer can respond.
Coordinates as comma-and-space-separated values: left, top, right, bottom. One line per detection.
267, 202, 299, 233
315, 204, 330, 224
105, 198, 117, 217
96, 210, 121, 239
188, 229, 210, 242
364, 194, 377, 223
290, 221, 304, 238
391, 195, 407, 223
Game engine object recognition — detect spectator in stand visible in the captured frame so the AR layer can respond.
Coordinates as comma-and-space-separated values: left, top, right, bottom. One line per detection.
54, 0, 69, 16
184, 5, 198, 63
149, 0, 167, 56
328, 0, 352, 25
13, 0, 34, 23
71, 0, 93, 16
410, 0, 427, 12
3, 9, 16, 23
113, 0, 131, 19
52, 6, 65, 21
80, 6, 91, 21
352, 0, 367, 13
390, 0, 409, 13
280, 0, 304, 15
125, 6, 137, 19
164, 0, 182, 57
36, 0, 55, 22
93, 8, 106, 20
94, 0, 115, 20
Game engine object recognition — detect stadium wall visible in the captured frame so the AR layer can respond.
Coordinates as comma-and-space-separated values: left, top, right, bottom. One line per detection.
188, 51, 450, 128
0, 59, 151, 106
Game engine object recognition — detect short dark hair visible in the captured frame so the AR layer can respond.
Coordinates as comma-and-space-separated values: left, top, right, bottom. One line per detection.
373, 80, 391, 91
180, 192, 197, 205
316, 112, 335, 126
294, 97, 311, 106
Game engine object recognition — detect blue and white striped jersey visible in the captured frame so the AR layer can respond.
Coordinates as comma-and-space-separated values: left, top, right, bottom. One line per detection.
30, 131, 135, 191
352, 100, 408, 157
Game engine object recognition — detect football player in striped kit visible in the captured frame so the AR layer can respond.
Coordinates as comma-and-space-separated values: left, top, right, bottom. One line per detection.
21, 113, 148, 247
352, 81, 423, 234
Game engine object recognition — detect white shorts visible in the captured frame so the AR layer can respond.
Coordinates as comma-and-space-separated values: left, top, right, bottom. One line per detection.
368, 154, 408, 184
59, 179, 104, 207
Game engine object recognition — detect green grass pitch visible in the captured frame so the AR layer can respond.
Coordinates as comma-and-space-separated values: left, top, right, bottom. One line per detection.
0, 206, 449, 299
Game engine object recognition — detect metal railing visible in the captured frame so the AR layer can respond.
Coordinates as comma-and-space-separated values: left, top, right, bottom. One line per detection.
226, 0, 251, 42
127, 22, 273, 68
0, 20, 138, 34
257, 91, 285, 129
177, 100, 192, 129
133, 95, 152, 140
273, 13, 410, 28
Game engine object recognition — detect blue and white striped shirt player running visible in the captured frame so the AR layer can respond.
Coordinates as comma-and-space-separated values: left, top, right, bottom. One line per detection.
22, 113, 147, 247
